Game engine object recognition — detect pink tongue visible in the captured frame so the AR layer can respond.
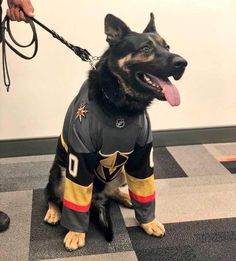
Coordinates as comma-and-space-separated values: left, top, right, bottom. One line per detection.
158, 78, 181, 106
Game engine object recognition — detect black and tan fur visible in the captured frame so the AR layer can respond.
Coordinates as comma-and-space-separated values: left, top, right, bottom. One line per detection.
44, 13, 187, 251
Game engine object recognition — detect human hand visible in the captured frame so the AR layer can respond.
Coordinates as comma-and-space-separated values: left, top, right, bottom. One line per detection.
7, 0, 34, 22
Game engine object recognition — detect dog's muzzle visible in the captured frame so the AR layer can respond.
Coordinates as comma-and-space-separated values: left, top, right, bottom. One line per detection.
170, 56, 188, 80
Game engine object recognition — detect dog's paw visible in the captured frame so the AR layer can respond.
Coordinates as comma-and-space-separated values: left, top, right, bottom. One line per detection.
110, 189, 133, 208
44, 204, 61, 225
140, 219, 165, 237
64, 231, 86, 251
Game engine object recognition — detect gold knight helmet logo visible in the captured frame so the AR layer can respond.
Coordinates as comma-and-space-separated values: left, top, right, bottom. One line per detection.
96, 150, 132, 182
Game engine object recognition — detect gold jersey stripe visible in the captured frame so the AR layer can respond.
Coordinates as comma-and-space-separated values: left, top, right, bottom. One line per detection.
60, 133, 68, 152
64, 177, 93, 206
126, 173, 155, 197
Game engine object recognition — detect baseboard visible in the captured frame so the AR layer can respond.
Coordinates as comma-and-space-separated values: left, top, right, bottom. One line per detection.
0, 137, 58, 158
152, 126, 236, 147
1, 126, 236, 158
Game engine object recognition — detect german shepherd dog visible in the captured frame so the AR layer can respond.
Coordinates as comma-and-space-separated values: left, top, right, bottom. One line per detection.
44, 13, 187, 251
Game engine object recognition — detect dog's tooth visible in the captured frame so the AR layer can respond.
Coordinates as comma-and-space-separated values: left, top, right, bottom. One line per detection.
151, 82, 157, 87
144, 74, 148, 80
144, 74, 150, 81
143, 74, 156, 86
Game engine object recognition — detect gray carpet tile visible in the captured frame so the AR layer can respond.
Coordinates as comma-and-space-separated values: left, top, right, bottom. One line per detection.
42, 251, 138, 261
0, 161, 52, 179
0, 154, 54, 164
0, 190, 33, 261
29, 189, 134, 261
167, 145, 231, 177
154, 147, 187, 179
0, 176, 48, 192
210, 143, 236, 156
0, 161, 52, 192
128, 218, 236, 261
120, 176, 236, 227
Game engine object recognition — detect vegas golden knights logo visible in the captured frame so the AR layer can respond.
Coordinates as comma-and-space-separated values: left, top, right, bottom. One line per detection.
96, 150, 132, 182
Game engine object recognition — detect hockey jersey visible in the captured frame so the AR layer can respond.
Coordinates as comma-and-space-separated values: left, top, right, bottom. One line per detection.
55, 81, 156, 232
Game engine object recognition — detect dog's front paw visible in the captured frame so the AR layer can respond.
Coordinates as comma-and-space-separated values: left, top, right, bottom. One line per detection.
64, 231, 86, 251
44, 203, 61, 225
140, 219, 165, 237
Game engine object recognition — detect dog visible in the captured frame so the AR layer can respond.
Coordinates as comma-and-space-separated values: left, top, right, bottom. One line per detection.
44, 13, 187, 251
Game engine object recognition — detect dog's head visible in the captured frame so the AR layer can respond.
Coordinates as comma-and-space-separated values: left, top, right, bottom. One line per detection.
104, 13, 187, 106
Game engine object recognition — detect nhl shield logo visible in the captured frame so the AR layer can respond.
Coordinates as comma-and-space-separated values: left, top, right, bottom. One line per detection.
116, 118, 125, 128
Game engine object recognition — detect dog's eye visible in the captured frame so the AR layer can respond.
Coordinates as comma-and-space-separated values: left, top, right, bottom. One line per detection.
165, 44, 170, 51
140, 45, 153, 54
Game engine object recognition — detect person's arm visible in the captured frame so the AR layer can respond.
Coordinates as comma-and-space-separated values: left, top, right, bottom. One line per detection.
7, 0, 34, 21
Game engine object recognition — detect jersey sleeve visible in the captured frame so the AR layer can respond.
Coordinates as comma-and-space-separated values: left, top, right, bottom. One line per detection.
125, 142, 156, 224
59, 135, 98, 233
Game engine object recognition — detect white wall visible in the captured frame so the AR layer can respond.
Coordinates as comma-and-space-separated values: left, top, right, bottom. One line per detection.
0, 0, 236, 140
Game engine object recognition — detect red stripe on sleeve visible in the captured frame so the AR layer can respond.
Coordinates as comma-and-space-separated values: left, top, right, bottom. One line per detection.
63, 199, 91, 213
129, 190, 155, 203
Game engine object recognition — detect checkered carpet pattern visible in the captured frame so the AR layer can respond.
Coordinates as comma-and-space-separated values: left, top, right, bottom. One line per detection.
0, 143, 236, 261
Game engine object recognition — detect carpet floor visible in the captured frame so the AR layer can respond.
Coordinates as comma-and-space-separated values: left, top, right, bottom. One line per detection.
0, 143, 236, 261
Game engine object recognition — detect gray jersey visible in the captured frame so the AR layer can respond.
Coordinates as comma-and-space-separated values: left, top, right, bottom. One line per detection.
55, 81, 156, 232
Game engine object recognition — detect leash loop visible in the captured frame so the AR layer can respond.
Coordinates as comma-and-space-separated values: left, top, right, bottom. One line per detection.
1, 15, 38, 91
1, 13, 100, 91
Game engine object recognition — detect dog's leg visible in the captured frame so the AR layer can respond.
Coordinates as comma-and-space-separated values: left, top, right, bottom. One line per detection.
90, 193, 113, 242
140, 219, 165, 237
44, 161, 65, 225
105, 168, 133, 208
109, 188, 133, 208
44, 202, 61, 225
64, 231, 86, 251
89, 169, 129, 242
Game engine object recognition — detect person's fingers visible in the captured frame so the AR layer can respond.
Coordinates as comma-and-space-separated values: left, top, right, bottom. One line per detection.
21, 0, 34, 17
6, 9, 11, 19
14, 7, 21, 22
7, 0, 13, 9
7, 8, 26, 21
10, 7, 17, 21
19, 10, 26, 21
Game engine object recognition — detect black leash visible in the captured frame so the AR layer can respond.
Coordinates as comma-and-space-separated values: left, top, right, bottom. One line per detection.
1, 14, 99, 92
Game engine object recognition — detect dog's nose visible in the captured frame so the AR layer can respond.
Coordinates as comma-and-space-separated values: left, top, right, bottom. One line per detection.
172, 56, 188, 70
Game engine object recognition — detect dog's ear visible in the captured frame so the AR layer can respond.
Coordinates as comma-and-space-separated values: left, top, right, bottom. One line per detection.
143, 13, 157, 33
105, 14, 131, 45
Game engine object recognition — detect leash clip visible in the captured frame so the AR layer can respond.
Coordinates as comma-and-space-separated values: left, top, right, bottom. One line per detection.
88, 55, 100, 70
50, 29, 100, 70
